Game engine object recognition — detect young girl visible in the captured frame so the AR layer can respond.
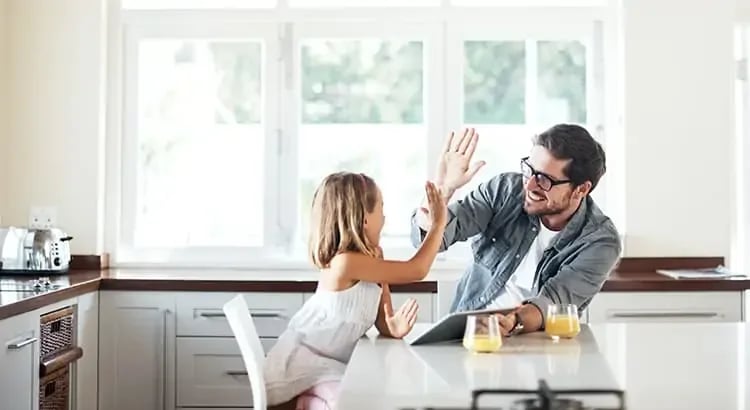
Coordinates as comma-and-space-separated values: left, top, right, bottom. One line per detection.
263, 171, 447, 410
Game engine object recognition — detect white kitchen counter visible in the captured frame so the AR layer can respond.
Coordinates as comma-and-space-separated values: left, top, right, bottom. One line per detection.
339, 322, 749, 410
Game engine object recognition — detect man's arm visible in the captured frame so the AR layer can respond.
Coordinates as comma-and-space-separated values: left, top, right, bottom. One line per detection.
497, 239, 621, 334
409, 177, 501, 251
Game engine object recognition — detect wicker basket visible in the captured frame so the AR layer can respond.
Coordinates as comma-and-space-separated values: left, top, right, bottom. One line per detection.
39, 367, 69, 410
40, 306, 74, 359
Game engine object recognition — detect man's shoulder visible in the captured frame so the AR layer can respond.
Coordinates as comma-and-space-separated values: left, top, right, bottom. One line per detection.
478, 172, 524, 203
580, 197, 621, 248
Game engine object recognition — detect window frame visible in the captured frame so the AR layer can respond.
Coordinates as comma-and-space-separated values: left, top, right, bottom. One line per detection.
116, 18, 282, 266
108, 3, 614, 268
286, 21, 443, 260
442, 19, 606, 260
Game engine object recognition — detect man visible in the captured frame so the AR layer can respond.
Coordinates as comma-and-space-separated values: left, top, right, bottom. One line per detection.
411, 124, 621, 335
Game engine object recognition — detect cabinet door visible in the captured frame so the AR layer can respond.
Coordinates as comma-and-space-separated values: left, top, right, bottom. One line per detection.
0, 311, 39, 410
176, 292, 303, 337
99, 291, 176, 410
176, 337, 276, 407
588, 291, 743, 323
390, 292, 435, 323
74, 292, 99, 410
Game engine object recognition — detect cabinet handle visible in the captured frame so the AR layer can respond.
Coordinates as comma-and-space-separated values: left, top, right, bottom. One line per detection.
40, 346, 83, 377
199, 312, 226, 318
610, 312, 720, 319
251, 312, 286, 319
199, 312, 286, 319
7, 336, 38, 349
226, 370, 249, 377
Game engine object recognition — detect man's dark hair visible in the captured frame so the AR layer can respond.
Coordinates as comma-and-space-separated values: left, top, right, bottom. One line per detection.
533, 124, 606, 191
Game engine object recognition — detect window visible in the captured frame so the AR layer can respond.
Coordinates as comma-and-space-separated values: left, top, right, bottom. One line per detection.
293, 23, 437, 251
112, 4, 609, 266
134, 39, 264, 248
451, 25, 597, 202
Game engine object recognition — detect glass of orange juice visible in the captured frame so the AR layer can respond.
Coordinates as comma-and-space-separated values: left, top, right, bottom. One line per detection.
462, 314, 502, 353
545, 304, 581, 341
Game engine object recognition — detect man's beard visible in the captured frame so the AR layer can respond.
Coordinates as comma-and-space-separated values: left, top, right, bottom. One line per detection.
523, 190, 572, 216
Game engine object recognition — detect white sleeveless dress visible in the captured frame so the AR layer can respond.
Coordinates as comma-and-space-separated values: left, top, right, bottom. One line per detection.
263, 280, 382, 405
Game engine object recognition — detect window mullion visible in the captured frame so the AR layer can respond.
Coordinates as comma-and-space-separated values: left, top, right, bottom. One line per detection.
525, 38, 538, 126
277, 22, 298, 253
428, 22, 450, 189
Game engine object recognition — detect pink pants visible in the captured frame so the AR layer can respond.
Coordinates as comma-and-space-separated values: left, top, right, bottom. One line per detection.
295, 381, 340, 410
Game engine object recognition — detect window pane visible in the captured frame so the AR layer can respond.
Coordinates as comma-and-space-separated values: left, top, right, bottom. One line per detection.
135, 39, 264, 247
291, 0, 439, 7
464, 41, 526, 124
298, 39, 426, 244
301, 39, 423, 124
298, 125, 426, 243
123, 0, 275, 9
537, 40, 587, 124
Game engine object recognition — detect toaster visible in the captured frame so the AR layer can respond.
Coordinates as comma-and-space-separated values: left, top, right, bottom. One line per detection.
0, 227, 73, 273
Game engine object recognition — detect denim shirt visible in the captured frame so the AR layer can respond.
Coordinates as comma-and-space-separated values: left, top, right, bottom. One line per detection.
410, 173, 622, 323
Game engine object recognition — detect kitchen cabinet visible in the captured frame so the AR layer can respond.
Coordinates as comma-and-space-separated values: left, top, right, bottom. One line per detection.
94, 288, 433, 410
176, 337, 276, 407
390, 292, 435, 323
0, 310, 39, 410
74, 292, 99, 410
175, 292, 303, 337
99, 291, 176, 410
587, 291, 743, 323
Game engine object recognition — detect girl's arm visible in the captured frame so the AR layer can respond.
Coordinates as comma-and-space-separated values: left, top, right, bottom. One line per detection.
374, 283, 418, 339
374, 283, 394, 337
330, 182, 447, 284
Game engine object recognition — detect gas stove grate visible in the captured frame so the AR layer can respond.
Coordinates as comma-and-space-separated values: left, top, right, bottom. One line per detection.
401, 379, 625, 410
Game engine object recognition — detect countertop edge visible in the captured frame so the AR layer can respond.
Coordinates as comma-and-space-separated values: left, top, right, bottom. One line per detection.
2, 267, 750, 321
0, 278, 101, 321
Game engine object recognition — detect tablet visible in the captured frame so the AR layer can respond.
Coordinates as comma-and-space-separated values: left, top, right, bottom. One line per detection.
407, 307, 514, 346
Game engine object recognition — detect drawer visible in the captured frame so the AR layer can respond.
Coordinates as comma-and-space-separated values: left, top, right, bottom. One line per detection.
39, 306, 75, 359
176, 292, 304, 337
588, 291, 743, 323
390, 293, 435, 323
176, 337, 276, 407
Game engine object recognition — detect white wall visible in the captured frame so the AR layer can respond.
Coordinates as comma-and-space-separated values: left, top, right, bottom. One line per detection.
5, 0, 107, 254
621, 0, 735, 257
0, 1, 7, 222
739, 0, 750, 22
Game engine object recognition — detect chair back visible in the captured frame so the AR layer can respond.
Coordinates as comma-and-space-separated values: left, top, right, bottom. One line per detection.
223, 294, 268, 410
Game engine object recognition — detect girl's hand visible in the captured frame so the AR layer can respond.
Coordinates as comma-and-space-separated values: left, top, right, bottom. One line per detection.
382, 284, 419, 339
421, 181, 447, 228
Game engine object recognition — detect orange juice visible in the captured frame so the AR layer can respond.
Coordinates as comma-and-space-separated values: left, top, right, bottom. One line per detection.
545, 315, 581, 339
463, 335, 502, 353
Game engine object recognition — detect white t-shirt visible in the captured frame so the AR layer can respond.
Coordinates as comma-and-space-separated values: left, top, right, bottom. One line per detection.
485, 222, 559, 310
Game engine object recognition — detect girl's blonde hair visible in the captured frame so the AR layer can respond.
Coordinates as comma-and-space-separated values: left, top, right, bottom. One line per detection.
309, 171, 380, 269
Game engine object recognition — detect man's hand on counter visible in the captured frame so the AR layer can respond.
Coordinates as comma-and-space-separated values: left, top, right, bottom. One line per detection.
496, 304, 543, 336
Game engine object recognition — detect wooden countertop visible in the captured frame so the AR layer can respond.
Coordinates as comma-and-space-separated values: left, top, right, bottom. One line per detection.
1, 257, 748, 320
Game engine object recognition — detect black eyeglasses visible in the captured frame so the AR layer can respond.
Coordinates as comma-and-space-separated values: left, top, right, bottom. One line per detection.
520, 157, 572, 192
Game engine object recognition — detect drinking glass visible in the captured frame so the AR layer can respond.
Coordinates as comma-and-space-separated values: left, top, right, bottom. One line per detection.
545, 304, 581, 341
463, 314, 502, 353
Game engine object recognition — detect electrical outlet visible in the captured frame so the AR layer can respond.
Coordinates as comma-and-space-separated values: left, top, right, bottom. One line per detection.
29, 206, 57, 229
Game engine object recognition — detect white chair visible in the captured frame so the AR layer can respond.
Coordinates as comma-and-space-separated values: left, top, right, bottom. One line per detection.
223, 294, 271, 410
